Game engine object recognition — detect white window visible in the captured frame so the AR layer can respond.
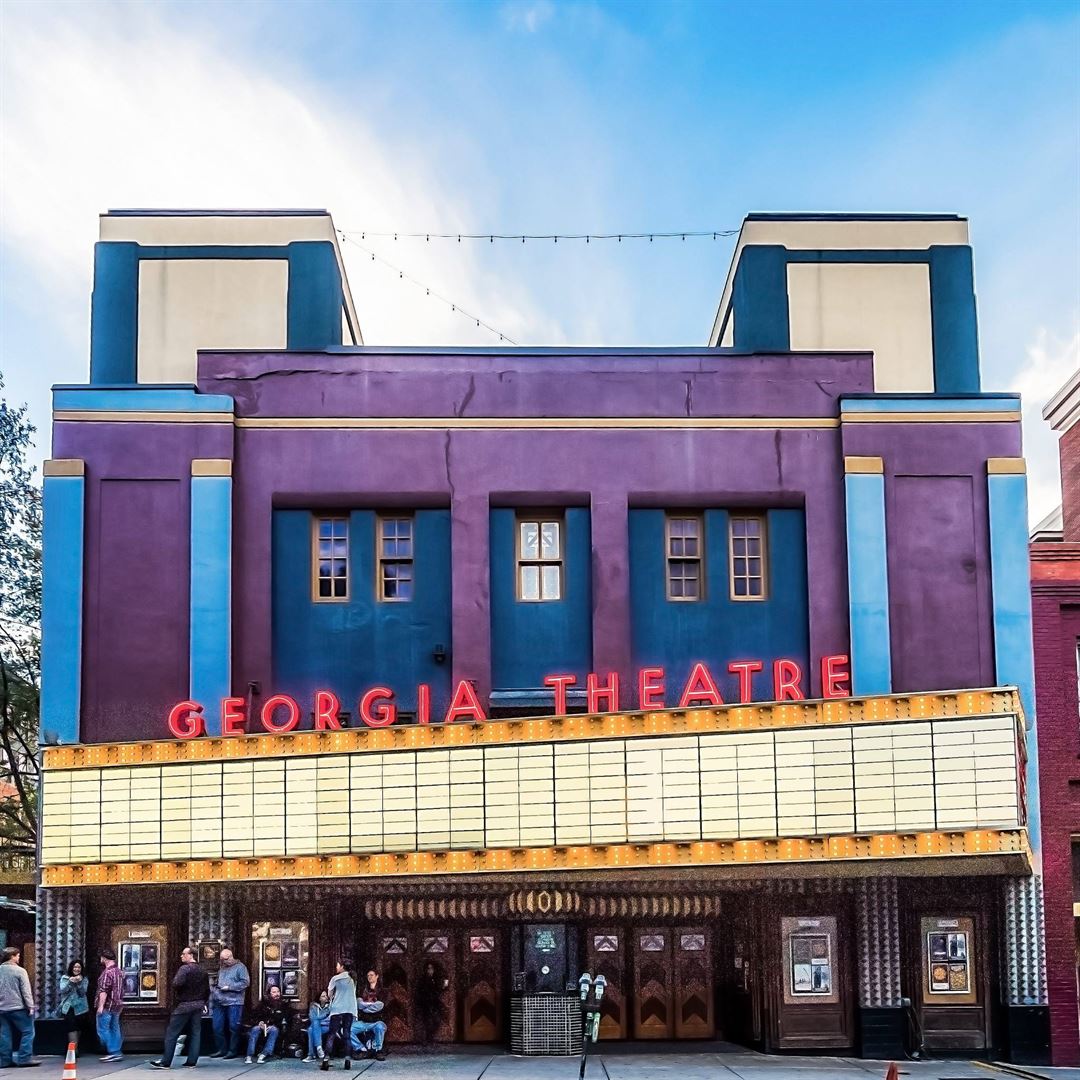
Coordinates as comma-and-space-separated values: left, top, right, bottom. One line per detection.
517, 517, 562, 601
313, 516, 348, 600
666, 514, 703, 601
378, 516, 414, 601
729, 515, 767, 600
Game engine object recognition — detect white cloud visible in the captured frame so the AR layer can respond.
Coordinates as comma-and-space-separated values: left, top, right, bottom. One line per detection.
0, 0, 564, 363
501, 1, 556, 34
1010, 325, 1080, 526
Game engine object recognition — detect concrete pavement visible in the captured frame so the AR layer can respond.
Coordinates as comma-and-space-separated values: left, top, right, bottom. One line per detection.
2, 1052, 1079, 1080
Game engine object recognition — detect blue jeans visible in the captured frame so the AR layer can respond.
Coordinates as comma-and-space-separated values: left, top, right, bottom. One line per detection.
96, 1010, 123, 1056
246, 1024, 278, 1058
212, 1003, 244, 1055
307, 1015, 327, 1058
350, 1019, 385, 1053
0, 1008, 35, 1065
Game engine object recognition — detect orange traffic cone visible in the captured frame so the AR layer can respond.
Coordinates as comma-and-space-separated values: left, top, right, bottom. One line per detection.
885, 1063, 899, 1080
61, 1042, 78, 1080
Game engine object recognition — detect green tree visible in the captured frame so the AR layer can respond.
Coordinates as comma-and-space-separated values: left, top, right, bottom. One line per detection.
0, 370, 41, 864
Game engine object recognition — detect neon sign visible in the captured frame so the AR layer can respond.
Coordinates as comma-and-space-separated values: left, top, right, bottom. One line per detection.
166, 656, 850, 739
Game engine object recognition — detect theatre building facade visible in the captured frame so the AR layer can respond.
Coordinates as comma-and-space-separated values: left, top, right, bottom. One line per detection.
36, 210, 1048, 1060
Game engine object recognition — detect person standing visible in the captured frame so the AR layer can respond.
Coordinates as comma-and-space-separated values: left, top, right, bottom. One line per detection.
150, 946, 210, 1070
0, 946, 38, 1068
320, 959, 356, 1071
416, 961, 446, 1046
209, 947, 249, 1059
95, 948, 125, 1062
57, 961, 91, 1053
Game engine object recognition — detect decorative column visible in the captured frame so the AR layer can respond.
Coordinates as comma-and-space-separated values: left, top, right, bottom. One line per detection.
855, 877, 903, 1058
843, 456, 892, 696
190, 460, 233, 736
188, 884, 236, 950
40, 460, 86, 744
36, 887, 87, 1016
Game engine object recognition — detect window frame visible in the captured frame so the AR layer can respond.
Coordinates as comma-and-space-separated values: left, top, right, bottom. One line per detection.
311, 514, 350, 603
376, 514, 415, 603
665, 512, 705, 602
728, 513, 768, 602
515, 513, 564, 602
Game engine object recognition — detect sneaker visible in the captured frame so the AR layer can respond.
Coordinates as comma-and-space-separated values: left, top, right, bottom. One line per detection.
256, 1055, 267, 1064
150, 1062, 168, 1070
102, 1055, 125, 1063
245, 1057, 253, 1065
14, 1064, 42, 1069
222, 1054, 239, 1060
316, 1048, 325, 1061
302, 1057, 315, 1064
209, 1052, 226, 1059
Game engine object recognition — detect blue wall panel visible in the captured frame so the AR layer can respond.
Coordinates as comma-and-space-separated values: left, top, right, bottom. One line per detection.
490, 508, 593, 689
844, 473, 893, 696
287, 242, 344, 350
629, 508, 809, 702
190, 475, 232, 733
987, 470, 1041, 854
89, 242, 139, 384
272, 509, 452, 718
40, 474, 85, 744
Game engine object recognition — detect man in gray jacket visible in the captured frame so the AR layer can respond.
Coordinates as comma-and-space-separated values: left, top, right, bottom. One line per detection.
208, 949, 250, 1059
0, 946, 39, 1067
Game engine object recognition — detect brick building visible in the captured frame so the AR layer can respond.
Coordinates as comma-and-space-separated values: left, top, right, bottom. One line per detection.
1030, 368, 1080, 1066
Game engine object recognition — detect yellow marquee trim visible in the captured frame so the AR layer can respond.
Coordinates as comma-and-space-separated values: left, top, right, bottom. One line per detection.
986, 457, 1026, 475
38, 829, 1030, 888
191, 459, 233, 477
54, 411, 233, 425
234, 416, 840, 430
844, 456, 884, 474
43, 687, 1023, 771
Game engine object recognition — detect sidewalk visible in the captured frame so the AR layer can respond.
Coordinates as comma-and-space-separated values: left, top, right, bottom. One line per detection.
4, 1052, 1080, 1080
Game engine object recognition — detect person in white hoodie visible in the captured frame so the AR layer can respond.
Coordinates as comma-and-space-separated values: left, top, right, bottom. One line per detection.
320, 960, 357, 1072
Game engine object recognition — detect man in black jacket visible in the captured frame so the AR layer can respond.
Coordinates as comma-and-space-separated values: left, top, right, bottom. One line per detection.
244, 985, 290, 1063
151, 947, 210, 1069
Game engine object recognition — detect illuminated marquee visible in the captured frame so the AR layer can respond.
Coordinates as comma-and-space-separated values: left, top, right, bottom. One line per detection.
168, 655, 852, 739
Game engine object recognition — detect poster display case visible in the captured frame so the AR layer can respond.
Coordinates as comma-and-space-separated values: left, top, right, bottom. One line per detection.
251, 921, 309, 1006
921, 916, 977, 1005
112, 924, 167, 1007
780, 916, 839, 1005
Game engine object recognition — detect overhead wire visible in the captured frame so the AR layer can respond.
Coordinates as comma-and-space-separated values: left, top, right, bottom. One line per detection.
340, 232, 519, 345
341, 228, 740, 243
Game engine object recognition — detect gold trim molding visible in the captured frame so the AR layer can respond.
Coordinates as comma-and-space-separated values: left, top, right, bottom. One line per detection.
191, 459, 233, 477
43, 459, 85, 477
844, 456, 884, 474
842, 411, 1020, 424
234, 416, 840, 431
987, 457, 1026, 475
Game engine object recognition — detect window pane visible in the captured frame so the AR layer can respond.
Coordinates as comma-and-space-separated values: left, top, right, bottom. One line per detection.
319, 519, 334, 538
334, 561, 347, 577
397, 579, 413, 601
332, 539, 347, 557
319, 559, 332, 578
520, 522, 539, 560
748, 578, 763, 597
671, 578, 684, 598
734, 557, 747, 576
670, 537, 685, 557
520, 564, 540, 600
684, 578, 700, 599
683, 537, 698, 557
734, 578, 748, 597
748, 557, 761, 576
541, 521, 560, 560
743, 518, 761, 537
333, 578, 347, 598
541, 564, 562, 600
318, 579, 332, 598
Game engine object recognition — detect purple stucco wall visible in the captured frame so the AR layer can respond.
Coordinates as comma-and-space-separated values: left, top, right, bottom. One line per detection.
53, 349, 1022, 742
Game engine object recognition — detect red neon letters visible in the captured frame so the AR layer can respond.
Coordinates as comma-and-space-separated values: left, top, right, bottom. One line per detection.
166, 656, 850, 738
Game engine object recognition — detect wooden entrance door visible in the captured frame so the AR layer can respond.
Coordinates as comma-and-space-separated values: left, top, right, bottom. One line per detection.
633, 928, 673, 1038
673, 928, 715, 1038
375, 932, 414, 1043
461, 929, 503, 1042
632, 926, 716, 1040
585, 928, 627, 1039
418, 931, 457, 1042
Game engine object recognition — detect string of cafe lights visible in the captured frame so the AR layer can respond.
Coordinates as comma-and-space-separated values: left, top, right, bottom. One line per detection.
341, 227, 740, 243
340, 232, 519, 344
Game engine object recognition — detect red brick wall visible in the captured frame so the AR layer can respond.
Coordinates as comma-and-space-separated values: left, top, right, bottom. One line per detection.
1031, 543, 1080, 1065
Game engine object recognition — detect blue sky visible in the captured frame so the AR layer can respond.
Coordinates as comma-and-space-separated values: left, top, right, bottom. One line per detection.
1, 0, 1078, 518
